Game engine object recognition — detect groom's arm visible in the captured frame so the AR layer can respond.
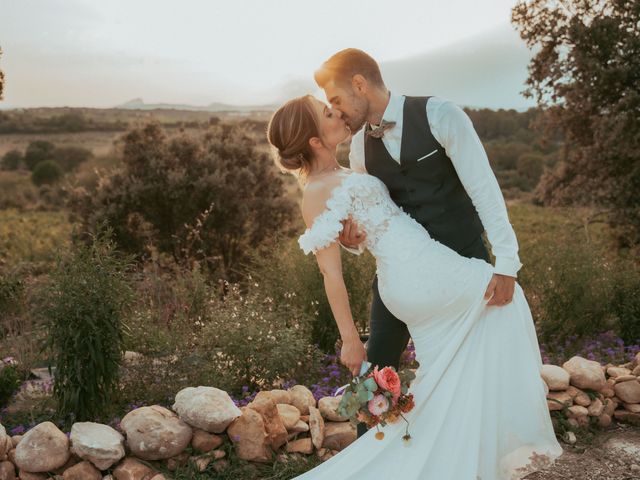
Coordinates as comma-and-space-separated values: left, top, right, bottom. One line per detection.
429, 98, 522, 278
339, 131, 367, 256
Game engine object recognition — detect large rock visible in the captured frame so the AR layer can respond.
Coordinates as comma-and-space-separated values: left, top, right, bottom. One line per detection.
288, 385, 316, 415
322, 422, 356, 451
318, 396, 348, 422
607, 367, 631, 378
268, 390, 292, 405
0, 460, 15, 480
309, 406, 325, 450
112, 457, 156, 480
247, 394, 288, 450
120, 406, 192, 461
286, 438, 313, 454
567, 386, 592, 407
191, 429, 223, 453
614, 380, 640, 404
562, 356, 606, 391
226, 407, 271, 463
62, 460, 101, 480
277, 404, 301, 430
0, 425, 9, 458
14, 422, 70, 473
587, 398, 605, 417
546, 391, 573, 411
541, 365, 570, 391
70, 422, 125, 470
172, 386, 241, 433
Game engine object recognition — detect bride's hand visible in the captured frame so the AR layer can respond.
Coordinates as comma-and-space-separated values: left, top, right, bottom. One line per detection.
339, 216, 367, 248
340, 337, 367, 376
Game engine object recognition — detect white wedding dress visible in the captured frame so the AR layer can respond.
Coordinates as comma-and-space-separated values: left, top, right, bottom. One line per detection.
295, 170, 563, 480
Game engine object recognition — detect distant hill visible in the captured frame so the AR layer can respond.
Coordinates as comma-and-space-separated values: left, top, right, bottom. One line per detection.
116, 97, 278, 113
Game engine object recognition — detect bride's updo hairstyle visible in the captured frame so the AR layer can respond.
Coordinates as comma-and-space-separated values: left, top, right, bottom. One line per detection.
267, 95, 319, 182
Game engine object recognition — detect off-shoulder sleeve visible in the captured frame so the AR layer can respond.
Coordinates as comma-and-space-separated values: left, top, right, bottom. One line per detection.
297, 183, 351, 255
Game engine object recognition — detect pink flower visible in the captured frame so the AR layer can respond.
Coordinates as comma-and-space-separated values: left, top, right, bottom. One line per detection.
368, 394, 389, 416
373, 366, 401, 403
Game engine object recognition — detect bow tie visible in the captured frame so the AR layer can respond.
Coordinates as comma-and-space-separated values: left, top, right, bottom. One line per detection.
366, 120, 396, 138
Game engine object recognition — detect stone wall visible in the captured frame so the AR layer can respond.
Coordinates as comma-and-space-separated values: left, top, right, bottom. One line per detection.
0, 353, 639, 479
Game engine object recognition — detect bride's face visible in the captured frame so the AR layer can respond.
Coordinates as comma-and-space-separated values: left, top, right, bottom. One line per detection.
309, 97, 351, 148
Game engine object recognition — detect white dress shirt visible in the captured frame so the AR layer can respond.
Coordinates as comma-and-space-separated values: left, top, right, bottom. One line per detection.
347, 93, 522, 278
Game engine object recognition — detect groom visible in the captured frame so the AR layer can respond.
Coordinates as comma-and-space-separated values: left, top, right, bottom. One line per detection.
314, 49, 523, 438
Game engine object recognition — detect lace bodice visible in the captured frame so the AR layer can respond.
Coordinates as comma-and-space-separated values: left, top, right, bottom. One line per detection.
298, 172, 406, 256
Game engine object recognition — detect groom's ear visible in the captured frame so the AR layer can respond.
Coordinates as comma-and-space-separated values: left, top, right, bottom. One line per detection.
351, 74, 367, 95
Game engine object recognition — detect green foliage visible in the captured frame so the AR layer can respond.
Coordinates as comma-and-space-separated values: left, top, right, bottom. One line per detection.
52, 145, 92, 171
248, 235, 375, 352
0, 362, 21, 407
1, 150, 22, 171
513, 0, 640, 246
199, 282, 324, 391
68, 122, 296, 280
24, 140, 55, 170
31, 160, 63, 186
42, 227, 135, 421
0, 271, 25, 337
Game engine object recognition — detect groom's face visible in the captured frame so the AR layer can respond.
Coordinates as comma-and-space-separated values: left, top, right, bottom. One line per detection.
322, 79, 369, 133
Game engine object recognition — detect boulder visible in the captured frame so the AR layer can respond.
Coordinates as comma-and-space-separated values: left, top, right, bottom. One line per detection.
587, 398, 604, 417
288, 385, 316, 415
247, 394, 288, 449
14, 422, 70, 473
0, 425, 9, 458
172, 386, 241, 433
112, 457, 156, 480
191, 429, 223, 453
286, 438, 313, 454
318, 396, 348, 422
562, 356, 607, 391
322, 422, 356, 451
614, 380, 640, 404
541, 365, 570, 391
70, 422, 125, 470
309, 406, 325, 450
0, 460, 15, 480
268, 390, 292, 405
226, 407, 271, 463
120, 406, 192, 461
277, 404, 301, 430
607, 367, 631, 378
62, 460, 101, 480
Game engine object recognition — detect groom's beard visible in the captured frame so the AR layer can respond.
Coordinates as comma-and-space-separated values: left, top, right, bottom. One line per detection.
345, 105, 369, 134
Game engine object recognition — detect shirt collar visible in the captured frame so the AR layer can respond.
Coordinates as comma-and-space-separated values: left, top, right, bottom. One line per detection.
370, 91, 403, 129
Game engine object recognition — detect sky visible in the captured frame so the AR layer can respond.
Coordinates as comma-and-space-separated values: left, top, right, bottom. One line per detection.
0, 0, 535, 110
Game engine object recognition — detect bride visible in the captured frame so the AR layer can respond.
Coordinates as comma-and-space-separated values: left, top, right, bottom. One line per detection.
267, 94, 563, 479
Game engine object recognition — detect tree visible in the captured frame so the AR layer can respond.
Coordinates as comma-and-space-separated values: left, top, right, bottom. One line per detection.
512, 0, 640, 245
52, 145, 92, 171
69, 122, 297, 280
24, 140, 55, 170
1, 149, 22, 170
31, 160, 63, 186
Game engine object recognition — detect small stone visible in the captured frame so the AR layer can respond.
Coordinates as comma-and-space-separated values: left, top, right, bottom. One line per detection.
62, 460, 101, 480
546, 391, 573, 411
309, 406, 325, 450
247, 394, 288, 449
614, 375, 638, 383
226, 407, 271, 463
288, 420, 309, 433
288, 385, 316, 415
541, 365, 571, 391
17, 472, 47, 480
286, 438, 313, 454
165, 452, 189, 472
112, 457, 155, 480
318, 396, 348, 422
322, 422, 356, 451
614, 380, 640, 404
0, 460, 16, 480
564, 431, 576, 444
268, 390, 292, 404
587, 398, 604, 417
623, 403, 640, 413
190, 455, 212, 473
607, 367, 632, 378
598, 413, 612, 427
191, 429, 223, 453
277, 404, 301, 430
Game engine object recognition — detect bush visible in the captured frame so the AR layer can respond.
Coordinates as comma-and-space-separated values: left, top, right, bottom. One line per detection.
198, 282, 325, 392
31, 160, 62, 186
24, 140, 55, 170
42, 227, 135, 421
248, 235, 376, 352
68, 122, 297, 281
0, 362, 21, 407
52, 146, 92, 171
1, 150, 22, 170
0, 271, 25, 337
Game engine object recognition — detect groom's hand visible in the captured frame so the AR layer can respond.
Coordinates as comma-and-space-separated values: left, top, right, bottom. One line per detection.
484, 274, 516, 306
340, 337, 367, 377
339, 216, 366, 249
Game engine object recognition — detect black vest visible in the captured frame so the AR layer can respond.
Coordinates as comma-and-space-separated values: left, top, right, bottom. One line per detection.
364, 96, 485, 255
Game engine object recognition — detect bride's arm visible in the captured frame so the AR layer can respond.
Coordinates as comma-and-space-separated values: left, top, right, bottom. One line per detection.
302, 186, 367, 376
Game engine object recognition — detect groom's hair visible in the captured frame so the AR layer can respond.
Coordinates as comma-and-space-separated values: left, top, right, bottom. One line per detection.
315, 48, 384, 90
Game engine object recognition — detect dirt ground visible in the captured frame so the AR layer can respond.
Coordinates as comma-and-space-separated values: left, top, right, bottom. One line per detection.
525, 423, 640, 480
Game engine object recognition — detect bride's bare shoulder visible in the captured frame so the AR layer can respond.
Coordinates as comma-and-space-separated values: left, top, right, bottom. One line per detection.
301, 175, 344, 228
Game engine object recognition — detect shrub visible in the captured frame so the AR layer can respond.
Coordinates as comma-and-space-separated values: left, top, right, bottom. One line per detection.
0, 360, 21, 407
1, 150, 22, 170
31, 160, 62, 186
68, 122, 296, 281
42, 226, 135, 421
52, 146, 92, 171
248, 235, 375, 352
24, 140, 55, 170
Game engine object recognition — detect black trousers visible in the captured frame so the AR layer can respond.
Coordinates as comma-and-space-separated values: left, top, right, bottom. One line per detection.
356, 233, 490, 438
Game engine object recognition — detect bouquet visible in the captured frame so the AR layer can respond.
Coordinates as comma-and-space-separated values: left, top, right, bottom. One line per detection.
334, 361, 416, 443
